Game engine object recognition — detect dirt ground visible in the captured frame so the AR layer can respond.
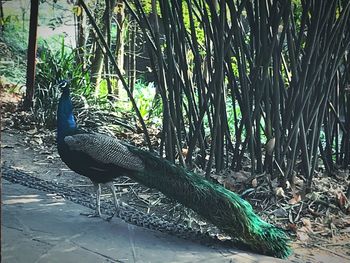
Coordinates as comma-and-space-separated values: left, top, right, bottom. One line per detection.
1, 124, 349, 262
1, 84, 350, 262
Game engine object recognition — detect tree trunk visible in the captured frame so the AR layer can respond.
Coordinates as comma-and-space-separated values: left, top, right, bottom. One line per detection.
114, 0, 125, 97
90, 0, 105, 92
128, 20, 137, 94
23, 0, 39, 110
0, 0, 4, 34
75, 0, 86, 67
91, 0, 116, 94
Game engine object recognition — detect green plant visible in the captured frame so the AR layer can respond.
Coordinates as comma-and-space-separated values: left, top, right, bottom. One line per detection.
33, 37, 91, 128
133, 80, 158, 119
1, 16, 28, 56
0, 18, 28, 84
226, 96, 243, 135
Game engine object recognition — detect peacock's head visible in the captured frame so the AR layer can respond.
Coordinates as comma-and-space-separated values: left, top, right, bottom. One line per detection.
57, 79, 71, 95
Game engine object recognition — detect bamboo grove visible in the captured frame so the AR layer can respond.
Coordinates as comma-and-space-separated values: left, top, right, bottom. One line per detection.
77, 0, 350, 193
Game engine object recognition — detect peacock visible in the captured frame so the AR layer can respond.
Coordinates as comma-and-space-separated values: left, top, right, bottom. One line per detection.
56, 80, 292, 258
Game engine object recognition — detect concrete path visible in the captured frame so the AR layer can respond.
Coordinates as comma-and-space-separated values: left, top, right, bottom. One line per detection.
1, 180, 287, 263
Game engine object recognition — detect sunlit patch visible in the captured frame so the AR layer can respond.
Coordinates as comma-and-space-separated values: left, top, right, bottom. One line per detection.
3, 198, 42, 204
3, 195, 42, 204
39, 202, 65, 206
46, 193, 64, 200
63, 246, 78, 252
8, 195, 39, 198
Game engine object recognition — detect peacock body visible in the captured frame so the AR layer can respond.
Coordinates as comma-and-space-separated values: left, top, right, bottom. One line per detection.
56, 81, 291, 258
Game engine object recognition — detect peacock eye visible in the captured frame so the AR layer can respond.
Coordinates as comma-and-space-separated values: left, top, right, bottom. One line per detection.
58, 80, 68, 89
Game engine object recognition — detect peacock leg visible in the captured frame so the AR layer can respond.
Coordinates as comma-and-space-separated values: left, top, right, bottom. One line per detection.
80, 182, 102, 217
106, 182, 119, 221
94, 183, 102, 217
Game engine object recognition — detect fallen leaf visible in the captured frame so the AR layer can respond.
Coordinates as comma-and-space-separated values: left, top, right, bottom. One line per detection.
306, 192, 320, 201
139, 194, 151, 200
297, 227, 310, 242
251, 178, 258, 188
294, 178, 304, 187
336, 191, 348, 209
340, 227, 350, 233
265, 138, 275, 155
274, 208, 288, 217
32, 137, 43, 145
289, 194, 302, 205
275, 187, 285, 197
301, 218, 313, 233
287, 223, 297, 232
211, 174, 225, 185
285, 180, 291, 189
223, 178, 237, 192
231, 171, 250, 183
27, 128, 37, 134
332, 217, 350, 228
72, 5, 82, 16
271, 178, 279, 188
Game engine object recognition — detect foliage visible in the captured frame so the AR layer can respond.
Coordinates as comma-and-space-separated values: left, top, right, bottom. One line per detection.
0, 18, 28, 84
34, 38, 91, 128
226, 97, 242, 133
140, 0, 161, 16
133, 80, 156, 118
1, 17, 28, 54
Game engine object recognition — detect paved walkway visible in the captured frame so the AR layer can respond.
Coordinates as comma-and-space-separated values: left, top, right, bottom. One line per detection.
1, 180, 286, 263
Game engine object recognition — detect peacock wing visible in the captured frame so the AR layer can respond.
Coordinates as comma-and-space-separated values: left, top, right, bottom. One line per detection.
64, 133, 144, 171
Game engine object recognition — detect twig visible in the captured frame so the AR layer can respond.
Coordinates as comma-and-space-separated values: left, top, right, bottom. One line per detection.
324, 241, 350, 247
151, 197, 162, 206
313, 244, 350, 260
274, 160, 285, 177
113, 182, 138, 187
129, 186, 149, 205
69, 184, 92, 187
294, 202, 304, 222
313, 199, 340, 210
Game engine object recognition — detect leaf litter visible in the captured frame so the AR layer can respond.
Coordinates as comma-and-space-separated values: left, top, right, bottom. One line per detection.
1, 83, 350, 262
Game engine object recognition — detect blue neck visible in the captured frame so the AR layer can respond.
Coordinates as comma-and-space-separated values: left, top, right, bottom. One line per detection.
57, 87, 76, 143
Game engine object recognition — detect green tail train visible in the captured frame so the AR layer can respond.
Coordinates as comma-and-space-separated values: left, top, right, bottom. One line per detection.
129, 147, 292, 259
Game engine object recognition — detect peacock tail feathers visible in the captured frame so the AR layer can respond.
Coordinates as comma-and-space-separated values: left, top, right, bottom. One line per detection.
128, 146, 292, 258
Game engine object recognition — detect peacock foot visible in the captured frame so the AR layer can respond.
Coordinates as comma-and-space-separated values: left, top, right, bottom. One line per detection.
105, 214, 113, 222
106, 209, 120, 222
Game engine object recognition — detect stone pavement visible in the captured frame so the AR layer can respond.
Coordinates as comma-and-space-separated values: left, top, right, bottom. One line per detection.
2, 179, 286, 263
